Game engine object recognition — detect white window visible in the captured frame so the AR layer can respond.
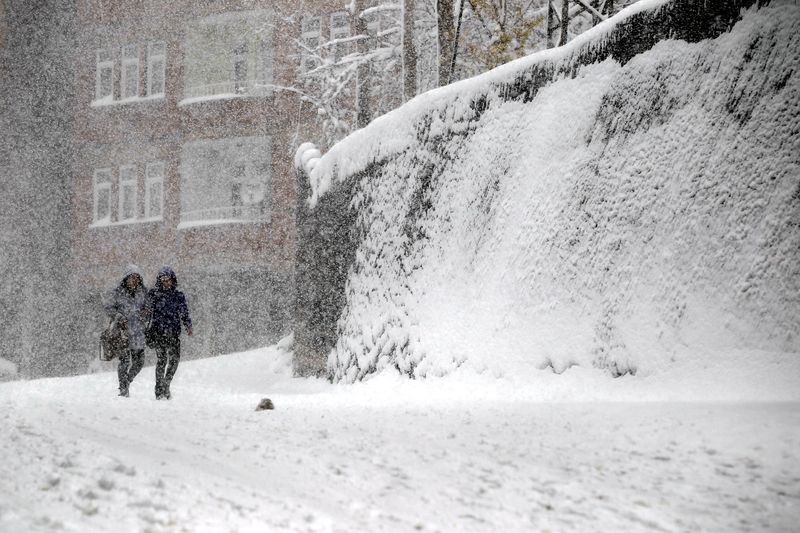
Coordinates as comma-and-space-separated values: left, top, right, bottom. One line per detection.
120, 44, 139, 99
118, 165, 137, 221
147, 42, 166, 97
95, 49, 114, 101
182, 10, 274, 101
301, 16, 321, 71
330, 12, 350, 61
180, 136, 271, 227
92, 169, 112, 224
145, 161, 164, 219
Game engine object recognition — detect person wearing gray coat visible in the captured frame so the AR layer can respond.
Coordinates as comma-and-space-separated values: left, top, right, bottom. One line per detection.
104, 264, 150, 397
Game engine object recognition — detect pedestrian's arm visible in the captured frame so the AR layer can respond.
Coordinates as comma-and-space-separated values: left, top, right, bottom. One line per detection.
180, 295, 193, 335
102, 289, 124, 323
141, 292, 153, 322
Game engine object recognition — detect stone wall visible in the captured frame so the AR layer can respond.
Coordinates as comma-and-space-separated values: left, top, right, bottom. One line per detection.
291, 0, 789, 379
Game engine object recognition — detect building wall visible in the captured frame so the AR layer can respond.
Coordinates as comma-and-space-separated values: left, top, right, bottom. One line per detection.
0, 0, 77, 376
0, 2, 5, 48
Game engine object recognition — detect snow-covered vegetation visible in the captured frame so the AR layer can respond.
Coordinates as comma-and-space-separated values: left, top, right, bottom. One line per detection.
297, 0, 800, 382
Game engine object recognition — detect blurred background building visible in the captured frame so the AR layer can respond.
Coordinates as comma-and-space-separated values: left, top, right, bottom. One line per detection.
1, 0, 346, 376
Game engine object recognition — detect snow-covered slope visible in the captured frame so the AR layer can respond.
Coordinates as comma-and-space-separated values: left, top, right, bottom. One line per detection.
2, 346, 799, 531
297, 1, 800, 383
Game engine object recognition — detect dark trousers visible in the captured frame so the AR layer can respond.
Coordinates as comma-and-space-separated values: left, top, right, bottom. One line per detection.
118, 348, 144, 391
154, 336, 181, 396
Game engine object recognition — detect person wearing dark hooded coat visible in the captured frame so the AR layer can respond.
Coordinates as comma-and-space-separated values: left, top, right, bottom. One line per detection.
104, 264, 150, 397
147, 266, 193, 399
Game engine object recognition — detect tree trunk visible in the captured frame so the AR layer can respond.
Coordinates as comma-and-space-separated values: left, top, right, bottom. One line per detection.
437, 0, 455, 86
447, 0, 465, 84
355, 0, 372, 127
559, 0, 569, 46
403, 0, 418, 100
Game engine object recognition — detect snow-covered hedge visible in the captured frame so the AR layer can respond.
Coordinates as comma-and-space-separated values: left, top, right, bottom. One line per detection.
295, 0, 800, 382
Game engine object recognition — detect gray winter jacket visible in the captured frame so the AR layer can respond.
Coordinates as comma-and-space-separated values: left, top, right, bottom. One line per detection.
103, 264, 150, 351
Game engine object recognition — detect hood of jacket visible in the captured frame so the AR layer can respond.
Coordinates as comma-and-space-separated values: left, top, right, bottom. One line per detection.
156, 266, 178, 290
119, 264, 144, 289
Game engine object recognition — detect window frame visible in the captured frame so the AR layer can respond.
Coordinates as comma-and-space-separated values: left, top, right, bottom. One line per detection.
95, 49, 114, 101
258, 37, 274, 95
301, 16, 322, 72
146, 41, 166, 97
92, 168, 113, 224
179, 136, 272, 228
330, 12, 351, 61
120, 44, 140, 100
367, 17, 380, 38
144, 161, 165, 220
118, 164, 138, 222
181, 10, 275, 103
232, 41, 249, 93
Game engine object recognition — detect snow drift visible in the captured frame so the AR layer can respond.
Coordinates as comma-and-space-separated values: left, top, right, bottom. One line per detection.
294, 0, 800, 382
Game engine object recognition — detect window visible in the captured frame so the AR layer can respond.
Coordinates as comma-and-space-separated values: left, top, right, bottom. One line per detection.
301, 16, 321, 71
147, 42, 166, 97
90, 161, 164, 225
259, 37, 274, 92
94, 41, 165, 104
145, 162, 164, 219
365, 6, 400, 49
182, 10, 273, 102
92, 169, 112, 224
95, 49, 114, 101
118, 165, 137, 221
330, 12, 350, 61
232, 42, 248, 93
180, 136, 271, 227
120, 45, 139, 99
367, 17, 380, 39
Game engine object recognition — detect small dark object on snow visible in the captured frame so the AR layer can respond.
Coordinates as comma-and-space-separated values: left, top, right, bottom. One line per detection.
255, 398, 274, 411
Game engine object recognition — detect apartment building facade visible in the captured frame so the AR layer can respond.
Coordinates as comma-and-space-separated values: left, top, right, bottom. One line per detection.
71, 0, 350, 359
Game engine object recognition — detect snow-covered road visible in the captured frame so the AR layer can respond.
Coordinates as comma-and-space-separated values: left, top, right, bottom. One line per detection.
1, 347, 798, 532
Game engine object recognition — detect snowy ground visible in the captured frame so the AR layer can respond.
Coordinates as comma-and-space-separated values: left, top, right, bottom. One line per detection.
1, 345, 798, 532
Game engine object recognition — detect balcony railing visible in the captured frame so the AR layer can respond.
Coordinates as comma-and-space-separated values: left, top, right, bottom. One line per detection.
179, 205, 269, 228
183, 80, 271, 101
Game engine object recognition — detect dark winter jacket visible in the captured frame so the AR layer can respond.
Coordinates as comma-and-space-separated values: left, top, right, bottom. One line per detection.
147, 266, 192, 339
103, 264, 149, 351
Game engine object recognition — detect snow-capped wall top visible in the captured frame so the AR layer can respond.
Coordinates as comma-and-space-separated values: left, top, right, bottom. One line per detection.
305, 0, 685, 207
294, 142, 322, 176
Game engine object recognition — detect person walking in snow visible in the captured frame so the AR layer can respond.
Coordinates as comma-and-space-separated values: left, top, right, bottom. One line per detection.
104, 264, 150, 397
147, 266, 192, 400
